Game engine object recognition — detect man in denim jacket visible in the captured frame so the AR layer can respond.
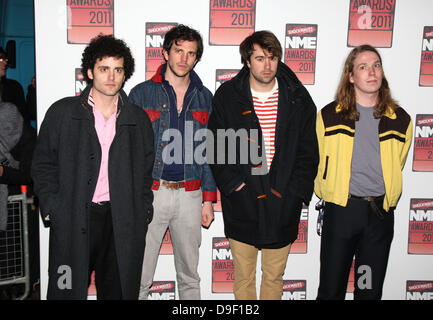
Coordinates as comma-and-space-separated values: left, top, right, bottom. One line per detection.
129, 25, 216, 300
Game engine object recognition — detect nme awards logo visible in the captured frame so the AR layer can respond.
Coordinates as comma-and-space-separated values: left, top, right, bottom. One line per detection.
145, 23, 177, 80
212, 237, 234, 293
209, 0, 256, 46
406, 281, 433, 300
148, 281, 176, 300
282, 280, 306, 300
290, 204, 309, 253
412, 115, 433, 172
215, 69, 239, 91
88, 271, 96, 296
75, 68, 87, 96
214, 189, 222, 212
347, 259, 355, 293
408, 199, 433, 254
67, 0, 114, 44
419, 26, 433, 87
160, 228, 174, 255
284, 24, 318, 85
347, 0, 396, 47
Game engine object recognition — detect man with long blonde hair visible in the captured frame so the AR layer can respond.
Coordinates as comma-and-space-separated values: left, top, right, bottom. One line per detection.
314, 45, 412, 299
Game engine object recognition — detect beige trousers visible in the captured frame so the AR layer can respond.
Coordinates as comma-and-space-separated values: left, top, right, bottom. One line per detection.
229, 238, 291, 300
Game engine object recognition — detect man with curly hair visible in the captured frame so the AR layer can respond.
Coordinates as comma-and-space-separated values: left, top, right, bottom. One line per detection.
31, 35, 155, 300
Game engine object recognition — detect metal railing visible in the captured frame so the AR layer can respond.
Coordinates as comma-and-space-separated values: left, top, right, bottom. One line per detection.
0, 187, 33, 300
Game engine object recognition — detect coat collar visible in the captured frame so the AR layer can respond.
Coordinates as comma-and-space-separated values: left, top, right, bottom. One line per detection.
335, 103, 397, 120
73, 85, 137, 125
232, 61, 302, 98
151, 63, 204, 90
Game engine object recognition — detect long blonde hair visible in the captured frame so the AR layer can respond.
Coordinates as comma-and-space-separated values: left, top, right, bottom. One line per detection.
336, 45, 398, 120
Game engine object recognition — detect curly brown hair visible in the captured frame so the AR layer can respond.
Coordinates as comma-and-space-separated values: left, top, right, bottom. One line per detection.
336, 44, 398, 120
81, 34, 135, 85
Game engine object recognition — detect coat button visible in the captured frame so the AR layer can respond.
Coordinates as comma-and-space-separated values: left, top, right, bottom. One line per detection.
87, 178, 92, 185
81, 228, 87, 234
163, 104, 167, 108
90, 153, 95, 160
162, 122, 167, 127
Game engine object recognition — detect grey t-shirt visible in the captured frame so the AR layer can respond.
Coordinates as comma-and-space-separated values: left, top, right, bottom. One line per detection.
349, 103, 385, 197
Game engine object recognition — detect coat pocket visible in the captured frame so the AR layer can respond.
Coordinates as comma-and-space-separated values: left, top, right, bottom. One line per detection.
228, 185, 257, 222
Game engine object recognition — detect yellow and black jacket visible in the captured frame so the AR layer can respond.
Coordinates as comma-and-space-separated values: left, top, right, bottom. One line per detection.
314, 101, 412, 212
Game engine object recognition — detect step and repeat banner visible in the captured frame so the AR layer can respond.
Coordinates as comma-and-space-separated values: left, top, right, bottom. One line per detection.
34, 0, 433, 300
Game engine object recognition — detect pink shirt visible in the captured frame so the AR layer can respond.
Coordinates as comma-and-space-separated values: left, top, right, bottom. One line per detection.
89, 89, 118, 203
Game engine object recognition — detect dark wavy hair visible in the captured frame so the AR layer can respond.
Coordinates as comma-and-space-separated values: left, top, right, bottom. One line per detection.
336, 44, 398, 120
81, 34, 135, 84
162, 24, 204, 62
239, 30, 282, 67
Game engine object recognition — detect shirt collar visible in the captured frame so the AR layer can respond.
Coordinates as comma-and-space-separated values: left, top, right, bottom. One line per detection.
88, 88, 119, 116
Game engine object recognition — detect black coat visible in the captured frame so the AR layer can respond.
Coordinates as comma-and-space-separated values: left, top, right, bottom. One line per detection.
31, 86, 154, 299
208, 62, 319, 248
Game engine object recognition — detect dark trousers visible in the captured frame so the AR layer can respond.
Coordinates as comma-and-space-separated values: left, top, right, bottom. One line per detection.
88, 202, 122, 300
317, 197, 394, 300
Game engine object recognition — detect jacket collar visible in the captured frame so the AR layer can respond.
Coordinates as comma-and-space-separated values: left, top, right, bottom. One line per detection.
151, 63, 204, 90
335, 103, 397, 120
383, 106, 397, 119
232, 61, 302, 96
73, 85, 137, 125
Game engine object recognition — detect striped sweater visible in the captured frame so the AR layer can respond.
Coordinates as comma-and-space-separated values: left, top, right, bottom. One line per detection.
251, 85, 279, 169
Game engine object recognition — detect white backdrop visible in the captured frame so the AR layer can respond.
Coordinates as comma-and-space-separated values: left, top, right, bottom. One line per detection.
34, 0, 433, 300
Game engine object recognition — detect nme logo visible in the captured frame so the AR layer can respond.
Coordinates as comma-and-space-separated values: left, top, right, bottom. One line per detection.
88, 271, 96, 296
212, 237, 234, 293
148, 281, 176, 300
282, 280, 306, 300
215, 69, 239, 91
214, 189, 222, 212
75, 68, 87, 96
413, 115, 433, 172
419, 26, 433, 86
347, 0, 396, 48
284, 24, 318, 85
145, 23, 177, 80
291, 204, 309, 254
159, 228, 173, 255
406, 281, 433, 300
408, 199, 433, 254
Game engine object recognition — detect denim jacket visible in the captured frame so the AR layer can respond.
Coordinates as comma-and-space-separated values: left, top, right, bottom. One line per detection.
129, 64, 217, 202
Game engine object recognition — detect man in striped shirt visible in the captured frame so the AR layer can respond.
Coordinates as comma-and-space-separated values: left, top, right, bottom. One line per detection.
208, 31, 318, 300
